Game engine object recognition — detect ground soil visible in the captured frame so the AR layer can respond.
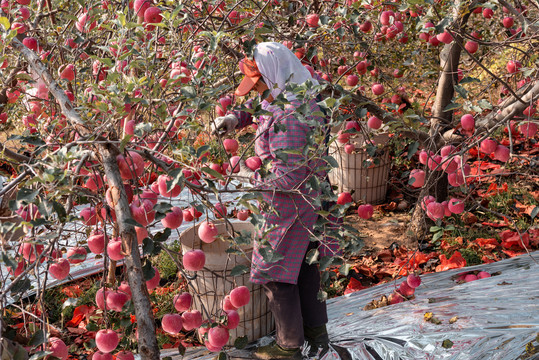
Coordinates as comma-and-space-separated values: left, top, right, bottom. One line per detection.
348, 212, 417, 254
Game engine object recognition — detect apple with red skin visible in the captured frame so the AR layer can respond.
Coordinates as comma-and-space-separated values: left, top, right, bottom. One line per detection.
146, 267, 160, 290
502, 16, 514, 28
116, 151, 144, 180
49, 258, 70, 280
130, 199, 155, 227
359, 21, 372, 33
19, 242, 44, 263
506, 60, 521, 74
480, 138, 497, 154
106, 290, 129, 312
477, 271, 491, 279
367, 116, 382, 129
118, 282, 132, 300
346, 75, 359, 86
144, 6, 162, 23
174, 292, 192, 312
398, 281, 415, 297
22, 36, 38, 51
161, 206, 183, 229
183, 209, 194, 222
337, 192, 353, 205
406, 274, 421, 288
198, 221, 219, 243
157, 174, 182, 198
447, 198, 465, 214
214, 203, 227, 219
465, 40, 479, 54
464, 274, 478, 282
208, 327, 230, 348
88, 232, 106, 254
93, 352, 113, 360
59, 64, 75, 82
237, 209, 250, 221
427, 202, 445, 220
436, 31, 452, 44
183, 249, 206, 271
181, 310, 202, 330
95, 329, 119, 353
357, 204, 373, 219
493, 145, 510, 162
230, 286, 250, 308
80, 206, 98, 226
222, 295, 237, 311
107, 238, 124, 261
162, 314, 183, 334
115, 351, 135, 360
388, 292, 404, 305
48, 337, 68, 360
460, 114, 475, 130
223, 138, 239, 154
8, 260, 25, 277
409, 169, 425, 188
245, 156, 262, 171
482, 7, 494, 18
371, 83, 384, 95
224, 310, 240, 330
135, 226, 148, 245
344, 144, 355, 154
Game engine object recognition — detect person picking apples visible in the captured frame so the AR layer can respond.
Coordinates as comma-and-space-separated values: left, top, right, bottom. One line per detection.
212, 42, 331, 359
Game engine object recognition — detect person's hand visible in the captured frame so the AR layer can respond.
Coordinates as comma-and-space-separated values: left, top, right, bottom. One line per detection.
211, 114, 238, 136
233, 160, 255, 183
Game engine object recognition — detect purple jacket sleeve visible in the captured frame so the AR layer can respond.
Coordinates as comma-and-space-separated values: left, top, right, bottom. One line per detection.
230, 99, 254, 129
255, 111, 309, 191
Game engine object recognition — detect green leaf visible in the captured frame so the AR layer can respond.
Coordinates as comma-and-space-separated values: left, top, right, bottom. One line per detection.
142, 259, 155, 281
305, 248, 319, 265
443, 102, 462, 111
218, 351, 227, 360
454, 85, 468, 100
407, 141, 420, 160
28, 330, 46, 347
432, 231, 443, 242
459, 77, 480, 84
477, 99, 493, 110
531, 206, 539, 220
339, 263, 352, 276
10, 278, 31, 295
0, 16, 10, 31
234, 335, 249, 349
441, 339, 454, 349
230, 264, 249, 276
201, 167, 224, 180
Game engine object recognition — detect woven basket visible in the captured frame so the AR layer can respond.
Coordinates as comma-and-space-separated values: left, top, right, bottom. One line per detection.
179, 221, 274, 345
328, 133, 391, 204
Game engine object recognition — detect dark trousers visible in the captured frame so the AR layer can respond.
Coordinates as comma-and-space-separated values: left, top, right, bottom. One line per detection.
262, 242, 328, 349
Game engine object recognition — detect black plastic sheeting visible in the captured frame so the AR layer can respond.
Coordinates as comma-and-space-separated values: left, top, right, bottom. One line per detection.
162, 251, 539, 360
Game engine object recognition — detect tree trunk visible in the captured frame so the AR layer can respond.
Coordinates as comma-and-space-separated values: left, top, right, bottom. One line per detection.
101, 146, 160, 360
407, 2, 468, 241
9, 35, 161, 360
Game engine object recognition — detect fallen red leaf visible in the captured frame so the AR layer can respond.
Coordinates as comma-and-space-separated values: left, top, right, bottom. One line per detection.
473, 238, 499, 251
66, 305, 94, 328
435, 251, 467, 272
344, 277, 366, 294
501, 249, 526, 258
500, 230, 530, 249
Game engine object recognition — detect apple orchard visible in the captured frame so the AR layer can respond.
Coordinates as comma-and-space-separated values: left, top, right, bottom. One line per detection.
0, 0, 538, 359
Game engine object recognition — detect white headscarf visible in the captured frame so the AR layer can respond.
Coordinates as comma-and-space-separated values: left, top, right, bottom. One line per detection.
253, 42, 319, 101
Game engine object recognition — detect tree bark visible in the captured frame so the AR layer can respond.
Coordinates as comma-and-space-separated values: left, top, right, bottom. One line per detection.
7, 34, 161, 360
407, 1, 468, 241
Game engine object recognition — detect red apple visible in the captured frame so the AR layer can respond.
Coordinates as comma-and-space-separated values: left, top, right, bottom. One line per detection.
208, 327, 229, 348
115, 351, 135, 360
88, 232, 106, 254
93, 352, 113, 360
146, 267, 160, 290
230, 286, 250, 308
224, 309, 240, 330
460, 114, 475, 130
161, 206, 183, 229
236, 209, 250, 221
346, 75, 359, 86
357, 204, 374, 219
406, 274, 421, 288
174, 292, 192, 312
480, 138, 497, 154
465, 40, 478, 54
198, 221, 218, 243
367, 116, 382, 129
337, 192, 353, 205
223, 139, 239, 154
106, 238, 124, 261
162, 314, 183, 334
181, 310, 202, 331
144, 6, 162, 23
409, 169, 425, 188
95, 329, 119, 353
183, 249, 206, 271
48, 337, 68, 360
502, 16, 514, 28
245, 156, 262, 171
49, 258, 70, 280
371, 83, 384, 95
106, 290, 129, 312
